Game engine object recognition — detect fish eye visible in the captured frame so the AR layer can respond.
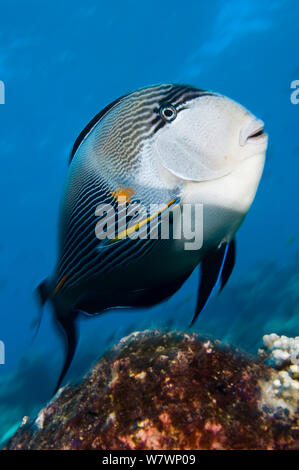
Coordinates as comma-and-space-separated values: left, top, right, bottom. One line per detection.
159, 104, 177, 122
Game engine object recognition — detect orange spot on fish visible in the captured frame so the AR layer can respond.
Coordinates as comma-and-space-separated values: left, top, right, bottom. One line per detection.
111, 185, 135, 203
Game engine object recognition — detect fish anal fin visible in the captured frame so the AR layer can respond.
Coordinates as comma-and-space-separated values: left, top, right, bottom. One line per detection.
220, 238, 236, 292
54, 310, 79, 394
190, 243, 229, 327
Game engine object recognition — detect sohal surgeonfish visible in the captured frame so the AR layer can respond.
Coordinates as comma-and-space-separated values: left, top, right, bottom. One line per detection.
37, 84, 268, 393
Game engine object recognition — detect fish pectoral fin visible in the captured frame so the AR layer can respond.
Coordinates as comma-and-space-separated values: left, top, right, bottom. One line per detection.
190, 242, 230, 327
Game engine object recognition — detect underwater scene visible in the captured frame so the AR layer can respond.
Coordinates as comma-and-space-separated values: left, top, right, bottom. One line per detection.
1, 0, 299, 451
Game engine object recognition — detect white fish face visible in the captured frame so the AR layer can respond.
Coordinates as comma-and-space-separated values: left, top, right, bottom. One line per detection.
153, 94, 268, 183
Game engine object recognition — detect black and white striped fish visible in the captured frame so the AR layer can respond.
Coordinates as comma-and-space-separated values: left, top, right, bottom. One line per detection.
36, 84, 268, 393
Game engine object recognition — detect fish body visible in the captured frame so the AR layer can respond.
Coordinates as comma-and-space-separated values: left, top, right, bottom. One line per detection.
37, 84, 268, 392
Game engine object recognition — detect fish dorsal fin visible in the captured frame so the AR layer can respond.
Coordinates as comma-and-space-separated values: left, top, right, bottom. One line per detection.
69, 93, 129, 163
190, 242, 229, 327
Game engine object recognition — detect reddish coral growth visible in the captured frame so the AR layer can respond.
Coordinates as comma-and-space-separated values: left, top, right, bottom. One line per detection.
5, 330, 299, 450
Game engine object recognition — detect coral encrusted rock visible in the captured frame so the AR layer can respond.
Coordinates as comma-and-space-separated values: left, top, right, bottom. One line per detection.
258, 334, 299, 419
5, 330, 299, 450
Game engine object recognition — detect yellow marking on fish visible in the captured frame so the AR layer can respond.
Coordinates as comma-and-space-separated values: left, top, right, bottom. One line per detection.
112, 198, 180, 242
110, 185, 135, 203
52, 275, 68, 297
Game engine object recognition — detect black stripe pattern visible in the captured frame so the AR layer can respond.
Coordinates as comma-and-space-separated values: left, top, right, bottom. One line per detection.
69, 84, 214, 163
57, 84, 214, 294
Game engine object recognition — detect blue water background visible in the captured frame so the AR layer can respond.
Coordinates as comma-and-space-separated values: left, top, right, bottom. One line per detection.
0, 0, 298, 443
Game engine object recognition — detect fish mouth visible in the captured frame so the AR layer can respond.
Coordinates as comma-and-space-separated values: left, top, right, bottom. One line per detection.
239, 119, 267, 146
247, 126, 267, 141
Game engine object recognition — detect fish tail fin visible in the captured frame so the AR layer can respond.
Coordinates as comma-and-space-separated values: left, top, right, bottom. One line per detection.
35, 279, 79, 394
31, 279, 50, 344
54, 310, 79, 395
36, 279, 50, 307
